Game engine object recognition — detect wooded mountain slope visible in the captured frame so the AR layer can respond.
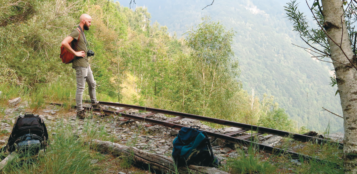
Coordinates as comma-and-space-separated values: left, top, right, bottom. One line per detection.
116, 0, 343, 132
0, 0, 297, 132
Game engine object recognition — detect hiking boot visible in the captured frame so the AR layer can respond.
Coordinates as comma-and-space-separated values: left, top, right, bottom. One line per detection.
76, 110, 86, 119
92, 101, 104, 111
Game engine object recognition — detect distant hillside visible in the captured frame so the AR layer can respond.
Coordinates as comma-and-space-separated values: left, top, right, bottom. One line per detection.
116, 0, 343, 132
0, 0, 297, 133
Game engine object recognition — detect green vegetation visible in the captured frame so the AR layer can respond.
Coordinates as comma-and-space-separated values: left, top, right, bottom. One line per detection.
122, 0, 343, 132
225, 140, 344, 174
227, 147, 277, 174
0, 115, 145, 174
2, 1, 342, 172
0, 0, 296, 131
3, 134, 100, 173
259, 108, 294, 131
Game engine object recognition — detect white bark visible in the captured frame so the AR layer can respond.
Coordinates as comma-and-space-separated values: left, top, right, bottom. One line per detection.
321, 0, 357, 173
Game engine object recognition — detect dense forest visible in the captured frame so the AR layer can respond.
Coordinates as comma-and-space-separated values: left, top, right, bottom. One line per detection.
116, 0, 343, 132
0, 0, 300, 132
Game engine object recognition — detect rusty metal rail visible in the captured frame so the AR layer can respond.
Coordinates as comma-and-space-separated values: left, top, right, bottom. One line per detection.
86, 101, 343, 149
50, 102, 340, 165
88, 106, 338, 165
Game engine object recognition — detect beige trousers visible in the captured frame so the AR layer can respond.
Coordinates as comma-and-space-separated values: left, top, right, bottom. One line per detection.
75, 66, 97, 111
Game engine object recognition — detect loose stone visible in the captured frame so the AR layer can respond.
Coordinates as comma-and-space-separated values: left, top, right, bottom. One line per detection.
220, 147, 232, 154
44, 115, 55, 120
0, 140, 6, 145
4, 108, 15, 115
91, 159, 98, 164
222, 127, 242, 133
8, 97, 21, 107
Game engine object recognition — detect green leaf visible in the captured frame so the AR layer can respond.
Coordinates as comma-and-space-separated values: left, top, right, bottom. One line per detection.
335, 90, 339, 96
313, 2, 319, 7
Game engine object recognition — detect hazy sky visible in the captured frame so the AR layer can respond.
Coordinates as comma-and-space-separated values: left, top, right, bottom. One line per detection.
115, 0, 312, 14
115, 0, 314, 26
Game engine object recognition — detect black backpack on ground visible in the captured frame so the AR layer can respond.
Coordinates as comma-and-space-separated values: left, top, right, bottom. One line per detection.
4, 113, 49, 154
172, 126, 220, 167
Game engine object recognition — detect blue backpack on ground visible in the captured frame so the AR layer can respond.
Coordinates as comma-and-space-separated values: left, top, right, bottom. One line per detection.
172, 126, 220, 167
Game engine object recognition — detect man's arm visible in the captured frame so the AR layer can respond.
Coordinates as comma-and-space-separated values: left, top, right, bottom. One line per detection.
61, 36, 85, 58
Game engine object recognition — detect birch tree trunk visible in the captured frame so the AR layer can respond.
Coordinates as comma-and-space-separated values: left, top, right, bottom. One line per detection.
321, 0, 357, 172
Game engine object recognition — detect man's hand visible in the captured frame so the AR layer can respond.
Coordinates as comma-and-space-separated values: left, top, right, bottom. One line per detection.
75, 51, 86, 58
62, 36, 86, 57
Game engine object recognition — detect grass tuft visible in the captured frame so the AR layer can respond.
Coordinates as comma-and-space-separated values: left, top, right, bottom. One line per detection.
227, 147, 277, 174
3, 135, 101, 173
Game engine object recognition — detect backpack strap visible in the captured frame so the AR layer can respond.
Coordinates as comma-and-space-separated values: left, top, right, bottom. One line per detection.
76, 27, 81, 42
72, 27, 87, 53
14, 134, 44, 144
0, 145, 7, 153
201, 132, 214, 160
5, 115, 23, 152
7, 115, 22, 144
188, 127, 214, 158
78, 26, 93, 52
78, 26, 88, 46
74, 27, 81, 48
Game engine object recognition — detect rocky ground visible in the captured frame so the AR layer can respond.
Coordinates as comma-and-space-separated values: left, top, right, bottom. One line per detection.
0, 97, 345, 173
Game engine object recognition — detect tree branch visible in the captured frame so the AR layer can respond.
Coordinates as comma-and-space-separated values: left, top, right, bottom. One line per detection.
351, 3, 357, 21
311, 54, 334, 63
293, 43, 334, 63
316, 0, 324, 18
306, 30, 329, 50
306, 0, 357, 70
322, 107, 343, 118
346, 0, 354, 11
129, 0, 136, 9
299, 35, 330, 55
202, 0, 214, 10
353, 32, 356, 55
341, 13, 344, 47
314, 58, 333, 63
292, 43, 329, 57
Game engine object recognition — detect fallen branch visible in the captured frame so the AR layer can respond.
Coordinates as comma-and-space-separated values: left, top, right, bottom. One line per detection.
0, 1, 23, 9
90, 139, 228, 174
0, 153, 17, 171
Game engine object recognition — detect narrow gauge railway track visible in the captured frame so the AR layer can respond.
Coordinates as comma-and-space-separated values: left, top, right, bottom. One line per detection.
86, 101, 343, 148
50, 101, 341, 165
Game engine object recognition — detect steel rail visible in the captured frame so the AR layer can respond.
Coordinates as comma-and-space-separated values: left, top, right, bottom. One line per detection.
88, 106, 338, 165
49, 102, 339, 165
86, 101, 343, 148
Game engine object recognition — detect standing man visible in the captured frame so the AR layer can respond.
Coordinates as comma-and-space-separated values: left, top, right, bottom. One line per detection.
61, 14, 101, 119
